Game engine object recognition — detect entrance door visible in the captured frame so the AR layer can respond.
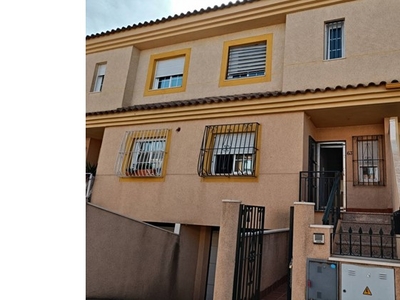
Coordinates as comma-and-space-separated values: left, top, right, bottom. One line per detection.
317, 142, 346, 210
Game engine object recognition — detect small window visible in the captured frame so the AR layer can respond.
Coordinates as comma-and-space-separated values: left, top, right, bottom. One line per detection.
197, 123, 260, 177
219, 34, 273, 87
115, 129, 170, 178
325, 20, 344, 60
91, 63, 107, 92
352, 135, 385, 186
144, 49, 191, 96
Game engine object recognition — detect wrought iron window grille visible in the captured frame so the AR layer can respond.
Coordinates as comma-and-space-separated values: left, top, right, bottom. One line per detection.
115, 128, 169, 178
325, 20, 344, 60
197, 123, 260, 177
352, 135, 385, 186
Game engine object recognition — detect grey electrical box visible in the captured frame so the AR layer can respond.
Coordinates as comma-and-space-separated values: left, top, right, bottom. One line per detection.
307, 259, 338, 300
341, 263, 395, 300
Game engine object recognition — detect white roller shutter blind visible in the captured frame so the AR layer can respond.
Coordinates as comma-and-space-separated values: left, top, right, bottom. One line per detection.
227, 42, 266, 78
214, 133, 255, 154
155, 56, 185, 78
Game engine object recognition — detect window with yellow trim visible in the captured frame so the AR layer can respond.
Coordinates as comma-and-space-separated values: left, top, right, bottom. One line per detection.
144, 49, 191, 96
197, 123, 260, 177
219, 34, 272, 87
115, 129, 170, 178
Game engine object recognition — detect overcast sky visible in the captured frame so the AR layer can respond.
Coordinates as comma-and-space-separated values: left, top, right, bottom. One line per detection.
86, 0, 233, 35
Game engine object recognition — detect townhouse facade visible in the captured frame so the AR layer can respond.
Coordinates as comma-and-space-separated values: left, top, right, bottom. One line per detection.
86, 0, 400, 299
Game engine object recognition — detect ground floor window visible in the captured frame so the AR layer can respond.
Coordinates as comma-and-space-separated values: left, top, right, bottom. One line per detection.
197, 123, 260, 177
352, 135, 385, 186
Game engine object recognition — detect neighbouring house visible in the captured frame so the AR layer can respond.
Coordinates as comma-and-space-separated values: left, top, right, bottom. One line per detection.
86, 0, 400, 299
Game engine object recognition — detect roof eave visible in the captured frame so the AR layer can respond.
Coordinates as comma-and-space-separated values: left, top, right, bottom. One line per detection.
86, 0, 356, 54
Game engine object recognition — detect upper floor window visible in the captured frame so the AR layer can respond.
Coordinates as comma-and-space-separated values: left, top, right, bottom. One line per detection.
91, 63, 107, 92
352, 135, 385, 186
226, 42, 266, 79
144, 49, 191, 96
325, 20, 344, 60
115, 129, 170, 178
153, 56, 184, 89
197, 123, 260, 177
219, 34, 273, 87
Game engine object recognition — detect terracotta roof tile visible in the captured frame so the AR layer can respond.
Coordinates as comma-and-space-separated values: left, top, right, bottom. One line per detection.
86, 0, 258, 39
86, 80, 399, 116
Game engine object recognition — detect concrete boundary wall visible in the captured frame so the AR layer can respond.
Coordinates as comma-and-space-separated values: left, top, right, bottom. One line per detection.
213, 200, 289, 299
86, 203, 197, 300
260, 229, 289, 295
291, 201, 400, 300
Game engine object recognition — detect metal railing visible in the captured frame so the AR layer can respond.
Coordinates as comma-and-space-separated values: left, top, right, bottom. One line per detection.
299, 171, 340, 211
322, 172, 341, 233
332, 226, 396, 259
86, 173, 95, 202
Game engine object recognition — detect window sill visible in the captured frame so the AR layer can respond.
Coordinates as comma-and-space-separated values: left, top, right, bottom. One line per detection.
219, 75, 270, 87
200, 176, 258, 183
323, 57, 346, 62
144, 86, 186, 96
119, 176, 165, 182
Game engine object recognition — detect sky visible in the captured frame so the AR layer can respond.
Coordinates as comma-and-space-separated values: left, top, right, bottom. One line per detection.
1, 1, 237, 298
87, 0, 233, 35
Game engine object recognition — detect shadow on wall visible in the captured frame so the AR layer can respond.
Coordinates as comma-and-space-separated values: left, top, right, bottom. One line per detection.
86, 203, 197, 300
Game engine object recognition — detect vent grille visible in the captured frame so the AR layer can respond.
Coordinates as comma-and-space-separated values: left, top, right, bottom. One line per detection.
348, 269, 356, 276
379, 273, 387, 280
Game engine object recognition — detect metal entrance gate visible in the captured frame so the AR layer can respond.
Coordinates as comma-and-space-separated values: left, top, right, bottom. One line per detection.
233, 204, 265, 300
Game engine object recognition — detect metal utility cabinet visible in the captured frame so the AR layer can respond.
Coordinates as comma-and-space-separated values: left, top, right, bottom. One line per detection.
306, 259, 338, 300
341, 263, 395, 300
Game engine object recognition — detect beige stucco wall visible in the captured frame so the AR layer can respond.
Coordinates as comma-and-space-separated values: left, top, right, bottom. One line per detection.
387, 118, 400, 211
260, 229, 289, 293
291, 202, 333, 300
86, 203, 200, 300
86, 46, 140, 112
128, 25, 285, 106
91, 112, 305, 229
85, 137, 102, 166
303, 115, 318, 170
283, 0, 400, 91
314, 123, 392, 211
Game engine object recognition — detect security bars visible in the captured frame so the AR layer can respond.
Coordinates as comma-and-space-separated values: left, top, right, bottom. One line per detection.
197, 123, 259, 177
352, 135, 385, 186
115, 129, 169, 178
325, 20, 344, 60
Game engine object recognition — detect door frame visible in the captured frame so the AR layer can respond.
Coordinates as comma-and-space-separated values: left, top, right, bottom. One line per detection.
316, 141, 346, 210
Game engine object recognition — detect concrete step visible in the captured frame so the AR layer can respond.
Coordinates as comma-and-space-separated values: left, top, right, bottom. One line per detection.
333, 212, 396, 259
340, 212, 393, 233
341, 212, 392, 224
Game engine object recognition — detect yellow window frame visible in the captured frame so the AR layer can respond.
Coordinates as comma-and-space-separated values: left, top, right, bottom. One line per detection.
198, 123, 261, 181
116, 129, 171, 181
144, 48, 191, 96
219, 34, 273, 87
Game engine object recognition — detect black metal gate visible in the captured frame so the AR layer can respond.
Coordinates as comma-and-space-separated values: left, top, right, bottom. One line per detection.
233, 204, 265, 300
